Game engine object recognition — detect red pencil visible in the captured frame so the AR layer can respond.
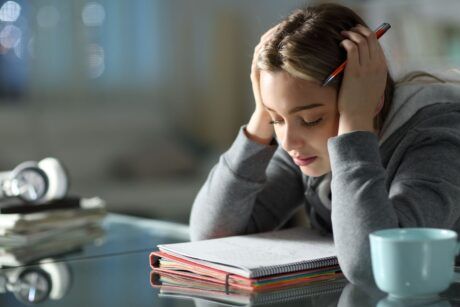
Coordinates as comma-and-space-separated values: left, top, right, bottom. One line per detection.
322, 22, 391, 87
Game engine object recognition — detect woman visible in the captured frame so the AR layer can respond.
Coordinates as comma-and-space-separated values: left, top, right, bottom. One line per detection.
189, 3, 460, 285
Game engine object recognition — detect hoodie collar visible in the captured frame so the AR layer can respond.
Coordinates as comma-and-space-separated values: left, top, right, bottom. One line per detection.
379, 79, 460, 145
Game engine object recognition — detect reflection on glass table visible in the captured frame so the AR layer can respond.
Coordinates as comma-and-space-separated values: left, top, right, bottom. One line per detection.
0, 213, 189, 306
0, 214, 189, 268
153, 274, 460, 307
0, 214, 459, 306
0, 225, 106, 267
0, 261, 71, 304
337, 282, 460, 307
152, 270, 348, 306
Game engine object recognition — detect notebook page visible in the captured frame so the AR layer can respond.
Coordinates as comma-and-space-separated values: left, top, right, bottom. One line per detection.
158, 227, 336, 278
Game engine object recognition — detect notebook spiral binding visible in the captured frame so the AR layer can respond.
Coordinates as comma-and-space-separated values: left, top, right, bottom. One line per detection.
250, 257, 339, 278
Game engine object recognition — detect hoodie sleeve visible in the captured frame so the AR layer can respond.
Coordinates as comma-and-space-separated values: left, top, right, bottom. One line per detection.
189, 126, 306, 241
327, 128, 460, 286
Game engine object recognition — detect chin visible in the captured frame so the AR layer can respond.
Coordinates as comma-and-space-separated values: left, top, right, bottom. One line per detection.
299, 164, 330, 177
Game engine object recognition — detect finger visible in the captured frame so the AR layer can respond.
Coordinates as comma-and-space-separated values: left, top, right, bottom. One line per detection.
254, 26, 278, 60
360, 23, 388, 64
339, 39, 360, 72
254, 44, 262, 59
253, 42, 266, 66
354, 24, 379, 61
354, 24, 388, 74
253, 26, 279, 68
341, 29, 370, 66
260, 25, 279, 42
375, 40, 387, 63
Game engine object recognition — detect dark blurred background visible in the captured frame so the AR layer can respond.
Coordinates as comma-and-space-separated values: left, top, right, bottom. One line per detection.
0, 0, 459, 223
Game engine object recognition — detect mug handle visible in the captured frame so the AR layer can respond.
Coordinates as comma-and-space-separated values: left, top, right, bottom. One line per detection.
454, 242, 460, 283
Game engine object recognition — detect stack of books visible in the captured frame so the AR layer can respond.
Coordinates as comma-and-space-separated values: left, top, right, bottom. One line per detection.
0, 197, 106, 267
150, 227, 345, 304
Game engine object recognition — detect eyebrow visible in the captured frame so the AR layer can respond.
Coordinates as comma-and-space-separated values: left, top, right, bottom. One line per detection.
264, 103, 324, 114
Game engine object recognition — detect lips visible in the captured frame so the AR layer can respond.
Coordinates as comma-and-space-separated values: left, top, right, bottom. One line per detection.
292, 156, 317, 166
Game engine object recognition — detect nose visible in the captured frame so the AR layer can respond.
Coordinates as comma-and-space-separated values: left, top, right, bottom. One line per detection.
280, 124, 304, 152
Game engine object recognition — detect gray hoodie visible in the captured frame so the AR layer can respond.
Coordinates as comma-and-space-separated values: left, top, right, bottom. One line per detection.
189, 72, 460, 285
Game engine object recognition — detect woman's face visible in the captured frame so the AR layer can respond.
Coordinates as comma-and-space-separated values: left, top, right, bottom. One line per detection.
260, 70, 339, 177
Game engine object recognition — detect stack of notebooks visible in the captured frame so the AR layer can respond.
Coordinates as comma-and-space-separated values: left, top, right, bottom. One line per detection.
150, 227, 345, 304
0, 196, 106, 267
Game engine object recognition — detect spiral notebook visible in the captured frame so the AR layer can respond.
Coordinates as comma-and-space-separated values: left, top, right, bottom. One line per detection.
150, 227, 341, 291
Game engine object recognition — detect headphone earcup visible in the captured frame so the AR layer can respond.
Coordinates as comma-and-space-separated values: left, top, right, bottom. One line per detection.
37, 158, 69, 202
0, 161, 44, 201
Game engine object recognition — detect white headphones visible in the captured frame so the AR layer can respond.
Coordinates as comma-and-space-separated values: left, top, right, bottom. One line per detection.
0, 157, 69, 204
0, 261, 71, 304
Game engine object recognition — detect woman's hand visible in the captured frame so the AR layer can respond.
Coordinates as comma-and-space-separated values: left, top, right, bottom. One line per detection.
336, 24, 388, 135
245, 26, 278, 145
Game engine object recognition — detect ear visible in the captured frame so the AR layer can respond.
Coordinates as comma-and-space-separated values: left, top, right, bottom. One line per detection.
374, 95, 384, 116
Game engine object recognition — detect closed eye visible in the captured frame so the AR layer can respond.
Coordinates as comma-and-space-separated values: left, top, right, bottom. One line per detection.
269, 118, 323, 127
302, 118, 322, 127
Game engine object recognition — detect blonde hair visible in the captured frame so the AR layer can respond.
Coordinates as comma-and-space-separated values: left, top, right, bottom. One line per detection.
257, 3, 394, 130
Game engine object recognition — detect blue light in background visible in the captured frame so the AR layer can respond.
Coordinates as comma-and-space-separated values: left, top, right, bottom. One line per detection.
0, 0, 27, 99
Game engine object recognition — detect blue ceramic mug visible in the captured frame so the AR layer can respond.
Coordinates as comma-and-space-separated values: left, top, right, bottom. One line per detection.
369, 228, 460, 298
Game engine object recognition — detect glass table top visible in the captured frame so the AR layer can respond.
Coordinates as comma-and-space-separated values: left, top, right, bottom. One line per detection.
0, 214, 459, 306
